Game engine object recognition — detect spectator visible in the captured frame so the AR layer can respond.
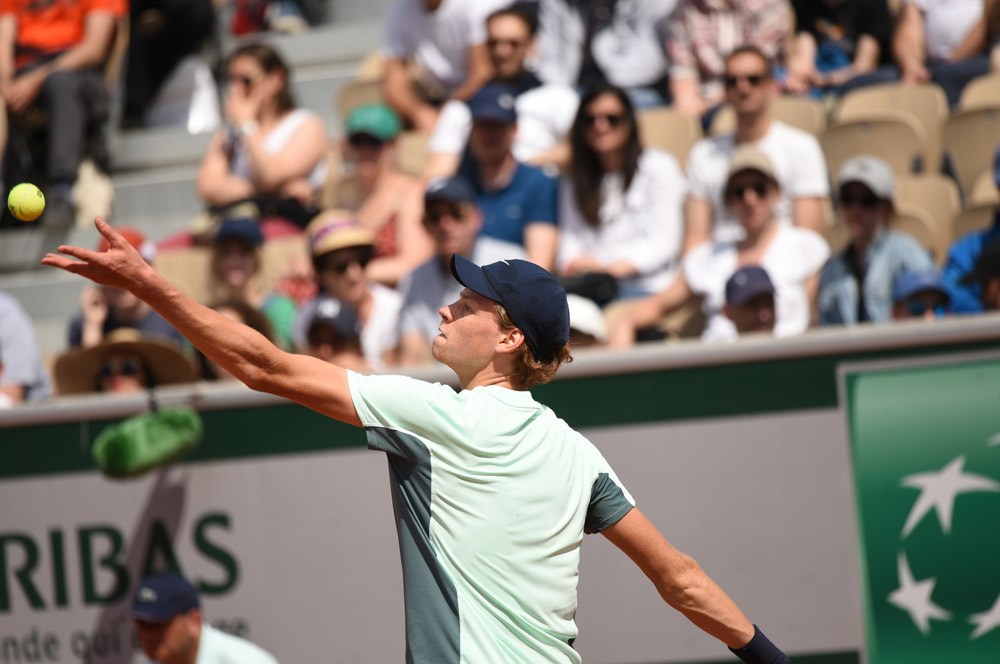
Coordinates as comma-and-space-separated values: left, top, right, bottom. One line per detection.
942, 142, 1000, 313
785, 0, 895, 97
322, 103, 433, 287
557, 83, 686, 301
684, 46, 829, 251
534, 0, 675, 109
0, 0, 127, 229
196, 300, 274, 381
53, 328, 195, 395
397, 176, 525, 366
959, 236, 1000, 310
566, 293, 607, 348
196, 43, 328, 230
206, 216, 297, 350
723, 266, 777, 336
424, 4, 579, 179
381, 0, 508, 132
609, 147, 829, 346
131, 572, 279, 664
68, 228, 185, 350
817, 156, 935, 326
294, 212, 402, 369
303, 295, 374, 373
456, 83, 560, 271
666, 0, 792, 124
0, 290, 52, 403
891, 270, 952, 320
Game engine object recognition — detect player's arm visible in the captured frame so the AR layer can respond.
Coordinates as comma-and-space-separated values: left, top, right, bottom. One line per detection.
602, 508, 788, 662
42, 219, 363, 426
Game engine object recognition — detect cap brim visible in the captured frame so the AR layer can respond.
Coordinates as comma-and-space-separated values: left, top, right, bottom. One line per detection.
451, 254, 501, 303
729, 282, 775, 306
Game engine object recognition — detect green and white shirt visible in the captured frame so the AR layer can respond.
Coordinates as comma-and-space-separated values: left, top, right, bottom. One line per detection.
348, 372, 635, 663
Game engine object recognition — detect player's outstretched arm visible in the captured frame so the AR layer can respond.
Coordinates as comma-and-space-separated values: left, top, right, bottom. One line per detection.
42, 218, 362, 426
602, 508, 789, 663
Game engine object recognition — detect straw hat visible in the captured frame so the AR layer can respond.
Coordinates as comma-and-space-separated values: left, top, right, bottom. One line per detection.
53, 329, 195, 395
306, 209, 375, 258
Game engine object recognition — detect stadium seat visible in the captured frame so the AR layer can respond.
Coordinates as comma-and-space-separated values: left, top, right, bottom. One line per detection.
155, 247, 212, 304
958, 74, 1000, 111
337, 79, 383, 122
952, 203, 996, 241
895, 174, 961, 257
834, 83, 948, 173
636, 107, 702, 169
708, 95, 827, 137
891, 201, 946, 263
942, 107, 1000, 198
820, 110, 926, 179
396, 130, 430, 176
969, 169, 1000, 205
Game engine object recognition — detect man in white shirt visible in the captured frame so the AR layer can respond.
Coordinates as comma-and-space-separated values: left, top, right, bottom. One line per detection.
131, 572, 279, 664
684, 46, 829, 251
382, 0, 508, 132
424, 4, 579, 179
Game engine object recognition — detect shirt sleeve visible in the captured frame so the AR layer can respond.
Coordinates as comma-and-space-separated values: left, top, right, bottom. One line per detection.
798, 228, 832, 277
627, 150, 687, 275
784, 131, 830, 199
523, 168, 560, 225
684, 139, 718, 202
88, 0, 128, 16
382, 1, 414, 59
556, 179, 588, 272
427, 100, 472, 155
859, 0, 893, 43
349, 371, 460, 445
585, 472, 635, 534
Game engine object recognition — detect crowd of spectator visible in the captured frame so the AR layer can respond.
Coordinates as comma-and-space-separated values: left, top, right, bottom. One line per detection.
3, 0, 1000, 405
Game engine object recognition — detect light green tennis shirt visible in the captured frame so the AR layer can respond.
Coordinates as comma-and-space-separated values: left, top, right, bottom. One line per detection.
348, 371, 635, 663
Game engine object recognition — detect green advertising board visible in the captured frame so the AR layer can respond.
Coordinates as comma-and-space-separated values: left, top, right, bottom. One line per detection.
842, 352, 1000, 664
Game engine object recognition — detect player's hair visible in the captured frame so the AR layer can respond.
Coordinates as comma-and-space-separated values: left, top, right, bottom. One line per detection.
494, 304, 573, 388
229, 43, 297, 114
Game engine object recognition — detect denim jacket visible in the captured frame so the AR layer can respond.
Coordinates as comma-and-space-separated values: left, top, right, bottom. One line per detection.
818, 228, 935, 325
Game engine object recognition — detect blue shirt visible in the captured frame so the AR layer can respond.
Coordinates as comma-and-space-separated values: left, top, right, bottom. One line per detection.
459, 159, 559, 246
941, 213, 1000, 313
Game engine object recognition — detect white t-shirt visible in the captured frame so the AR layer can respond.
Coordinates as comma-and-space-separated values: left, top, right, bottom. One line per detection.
228, 109, 328, 191
195, 624, 278, 664
398, 237, 526, 343
348, 371, 635, 663
557, 148, 687, 294
428, 84, 579, 162
382, 0, 509, 91
683, 224, 830, 341
909, 0, 983, 61
685, 121, 830, 243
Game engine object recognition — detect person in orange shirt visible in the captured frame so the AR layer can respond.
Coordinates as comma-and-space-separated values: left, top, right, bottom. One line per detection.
0, 0, 127, 229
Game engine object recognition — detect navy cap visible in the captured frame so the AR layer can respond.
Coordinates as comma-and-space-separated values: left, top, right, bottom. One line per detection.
307, 296, 361, 340
451, 255, 569, 363
130, 573, 200, 622
893, 270, 951, 303
425, 176, 477, 206
959, 236, 1000, 285
725, 266, 775, 306
214, 217, 263, 247
467, 84, 518, 124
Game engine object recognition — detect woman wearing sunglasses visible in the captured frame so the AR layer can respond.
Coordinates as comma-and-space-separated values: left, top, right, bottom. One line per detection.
609, 146, 829, 346
320, 103, 432, 288
556, 83, 687, 304
292, 211, 402, 370
197, 43, 329, 230
816, 155, 936, 326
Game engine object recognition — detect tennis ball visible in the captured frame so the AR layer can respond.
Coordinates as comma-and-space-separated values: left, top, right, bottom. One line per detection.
8, 183, 45, 222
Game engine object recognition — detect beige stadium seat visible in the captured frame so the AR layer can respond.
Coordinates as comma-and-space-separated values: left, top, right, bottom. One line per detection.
958, 74, 1000, 111
894, 174, 961, 257
396, 130, 430, 176
891, 202, 945, 263
820, 110, 926, 179
709, 95, 827, 137
969, 169, 1000, 205
943, 107, 1000, 198
834, 83, 948, 173
337, 78, 384, 123
155, 247, 213, 304
952, 203, 997, 241
636, 107, 702, 168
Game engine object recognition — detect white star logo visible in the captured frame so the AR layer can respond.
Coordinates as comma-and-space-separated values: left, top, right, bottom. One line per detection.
900, 455, 1000, 537
888, 553, 952, 634
970, 592, 1000, 639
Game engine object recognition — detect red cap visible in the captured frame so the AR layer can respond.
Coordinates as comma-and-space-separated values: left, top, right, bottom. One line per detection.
97, 227, 156, 262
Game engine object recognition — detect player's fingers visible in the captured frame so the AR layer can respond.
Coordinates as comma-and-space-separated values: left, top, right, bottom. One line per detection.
55, 245, 102, 262
41, 253, 88, 272
93, 217, 127, 250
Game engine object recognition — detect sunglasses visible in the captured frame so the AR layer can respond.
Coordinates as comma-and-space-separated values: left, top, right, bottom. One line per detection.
425, 205, 466, 225
907, 300, 948, 318
727, 182, 769, 201
98, 356, 143, 381
839, 194, 881, 210
487, 38, 526, 49
724, 74, 767, 89
585, 113, 625, 128
326, 255, 371, 275
348, 133, 384, 149
227, 73, 263, 89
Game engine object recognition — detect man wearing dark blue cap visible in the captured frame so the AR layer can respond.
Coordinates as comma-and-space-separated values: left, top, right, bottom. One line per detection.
457, 83, 561, 272
723, 266, 777, 336
46, 219, 791, 664
131, 572, 278, 664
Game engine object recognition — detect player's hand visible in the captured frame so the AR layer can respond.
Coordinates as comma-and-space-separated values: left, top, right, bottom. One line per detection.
42, 218, 157, 291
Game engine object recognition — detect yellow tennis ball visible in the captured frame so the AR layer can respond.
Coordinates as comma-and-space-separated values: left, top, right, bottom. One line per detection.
8, 183, 45, 222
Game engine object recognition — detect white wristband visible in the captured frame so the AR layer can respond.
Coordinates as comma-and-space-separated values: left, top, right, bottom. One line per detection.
238, 120, 259, 138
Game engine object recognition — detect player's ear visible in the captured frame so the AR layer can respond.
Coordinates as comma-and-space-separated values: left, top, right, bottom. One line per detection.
497, 326, 526, 354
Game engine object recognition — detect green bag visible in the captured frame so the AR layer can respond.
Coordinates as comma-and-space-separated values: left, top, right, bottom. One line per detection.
92, 407, 204, 478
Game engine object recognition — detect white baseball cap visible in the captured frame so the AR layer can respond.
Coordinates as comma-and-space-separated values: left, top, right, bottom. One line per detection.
837, 155, 895, 200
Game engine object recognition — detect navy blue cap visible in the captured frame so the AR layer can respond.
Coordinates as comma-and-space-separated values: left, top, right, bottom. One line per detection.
467, 84, 518, 124
725, 266, 775, 306
307, 296, 361, 340
130, 573, 200, 621
215, 217, 263, 247
893, 270, 951, 303
451, 255, 569, 363
425, 176, 477, 206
